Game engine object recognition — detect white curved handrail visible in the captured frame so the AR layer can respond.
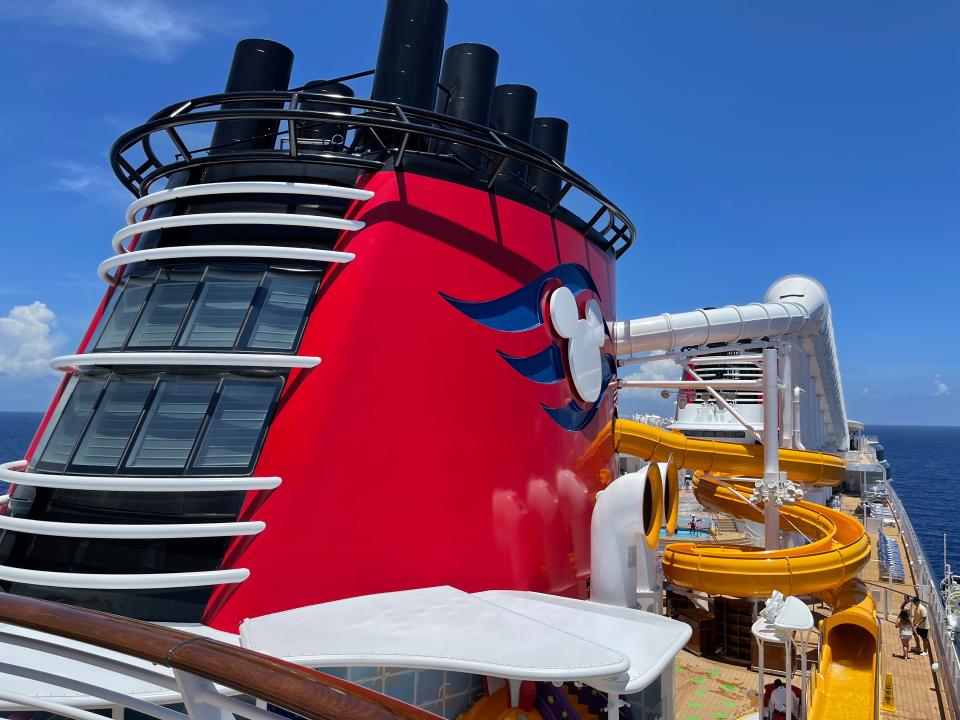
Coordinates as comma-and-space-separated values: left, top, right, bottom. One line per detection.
0, 461, 281, 492
0, 565, 249, 589
125, 181, 375, 224
98, 244, 354, 284
113, 212, 365, 254
50, 351, 320, 371
0, 515, 264, 539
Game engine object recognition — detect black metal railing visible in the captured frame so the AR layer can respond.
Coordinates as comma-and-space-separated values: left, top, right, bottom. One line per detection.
109, 89, 635, 257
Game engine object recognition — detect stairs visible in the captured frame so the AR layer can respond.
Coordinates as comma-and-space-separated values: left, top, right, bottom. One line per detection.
714, 515, 739, 534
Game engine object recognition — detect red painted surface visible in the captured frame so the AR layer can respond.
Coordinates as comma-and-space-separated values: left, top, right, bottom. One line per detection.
205, 171, 618, 630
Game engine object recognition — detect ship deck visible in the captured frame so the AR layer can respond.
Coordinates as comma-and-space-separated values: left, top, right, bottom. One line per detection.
667, 488, 954, 720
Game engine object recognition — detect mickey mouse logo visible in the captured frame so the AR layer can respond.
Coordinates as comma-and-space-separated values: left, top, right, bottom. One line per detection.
548, 286, 605, 403
441, 262, 615, 432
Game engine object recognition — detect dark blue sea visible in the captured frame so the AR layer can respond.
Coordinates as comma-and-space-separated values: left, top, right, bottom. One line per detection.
868, 424, 960, 586
0, 414, 955, 582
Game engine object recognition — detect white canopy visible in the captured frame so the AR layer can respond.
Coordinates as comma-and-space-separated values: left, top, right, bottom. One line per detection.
240, 586, 691, 693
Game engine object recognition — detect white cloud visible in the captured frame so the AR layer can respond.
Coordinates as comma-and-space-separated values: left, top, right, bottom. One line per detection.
1, 0, 208, 60
861, 387, 885, 400
52, 160, 127, 203
0, 303, 59, 376
619, 352, 680, 401
933, 375, 950, 397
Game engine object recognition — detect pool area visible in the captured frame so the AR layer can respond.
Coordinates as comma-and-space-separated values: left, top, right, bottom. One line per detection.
662, 516, 714, 538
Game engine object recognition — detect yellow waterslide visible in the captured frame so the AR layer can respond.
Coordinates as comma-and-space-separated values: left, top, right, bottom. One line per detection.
582, 419, 877, 720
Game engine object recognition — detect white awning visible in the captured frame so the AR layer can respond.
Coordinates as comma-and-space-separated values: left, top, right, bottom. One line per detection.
240, 586, 691, 693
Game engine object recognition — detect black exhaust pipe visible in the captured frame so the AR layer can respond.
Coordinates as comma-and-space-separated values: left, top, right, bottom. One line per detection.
431, 42, 499, 162
371, 0, 448, 110
299, 81, 355, 153
527, 116, 569, 202
490, 84, 537, 181
210, 39, 294, 154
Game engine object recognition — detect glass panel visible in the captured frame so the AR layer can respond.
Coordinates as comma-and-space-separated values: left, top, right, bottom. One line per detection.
34, 377, 107, 471
95, 280, 152, 350
70, 378, 154, 470
246, 276, 317, 350
125, 379, 218, 470
179, 271, 260, 348
192, 379, 280, 471
127, 276, 199, 348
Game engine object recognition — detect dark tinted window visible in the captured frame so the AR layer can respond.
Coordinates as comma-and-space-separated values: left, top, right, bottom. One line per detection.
33, 372, 282, 476
92, 264, 319, 353
34, 378, 107, 471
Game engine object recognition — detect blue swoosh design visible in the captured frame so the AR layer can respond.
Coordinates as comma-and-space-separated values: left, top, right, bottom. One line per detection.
498, 345, 566, 384
440, 263, 599, 332
542, 355, 616, 431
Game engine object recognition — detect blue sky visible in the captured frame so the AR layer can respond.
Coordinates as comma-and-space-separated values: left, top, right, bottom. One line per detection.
0, 0, 956, 425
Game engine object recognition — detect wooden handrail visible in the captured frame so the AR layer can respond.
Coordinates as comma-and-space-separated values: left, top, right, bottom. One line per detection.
0, 593, 437, 720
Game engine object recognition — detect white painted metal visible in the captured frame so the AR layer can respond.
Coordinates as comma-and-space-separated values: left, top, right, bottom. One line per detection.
0, 565, 249, 589
0, 630, 179, 691
681, 364, 763, 443
762, 347, 781, 551
614, 275, 848, 452
0, 659, 188, 720
589, 468, 658, 612
0, 461, 281, 492
0, 514, 264, 539
619, 379, 761, 390
125, 181, 374, 224
112, 213, 364, 254
98, 245, 354, 284
51, 352, 320, 371
549, 287, 605, 402
476, 590, 691, 694
239, 585, 632, 681
0, 691, 116, 720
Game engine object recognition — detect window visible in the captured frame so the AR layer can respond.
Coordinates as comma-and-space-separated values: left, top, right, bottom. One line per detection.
179, 271, 259, 348
192, 380, 281, 470
96, 280, 151, 350
91, 264, 319, 353
32, 372, 283, 476
128, 277, 200, 348
125, 379, 218, 470
70, 378, 155, 471
245, 275, 318, 350
35, 378, 107, 471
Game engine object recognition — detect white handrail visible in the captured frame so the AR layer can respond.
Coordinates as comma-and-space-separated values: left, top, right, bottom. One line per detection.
0, 565, 249, 589
125, 181, 374, 224
0, 659, 188, 720
0, 461, 281, 492
50, 351, 320, 370
0, 690, 118, 720
0, 629, 179, 691
97, 244, 354, 284
113, 212, 365, 253
0, 515, 264, 539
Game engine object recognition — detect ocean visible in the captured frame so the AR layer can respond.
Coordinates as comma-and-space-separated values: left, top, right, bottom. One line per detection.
0, 413, 955, 583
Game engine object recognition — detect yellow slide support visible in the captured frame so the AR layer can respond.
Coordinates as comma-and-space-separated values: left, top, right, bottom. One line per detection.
582, 419, 877, 720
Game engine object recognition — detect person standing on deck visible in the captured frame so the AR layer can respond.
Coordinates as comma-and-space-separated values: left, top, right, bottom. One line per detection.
912, 596, 931, 656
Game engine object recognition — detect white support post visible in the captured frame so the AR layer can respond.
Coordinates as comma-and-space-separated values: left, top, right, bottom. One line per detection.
175, 670, 233, 720
758, 639, 765, 717
800, 634, 808, 720
762, 347, 781, 551
781, 342, 794, 448
661, 661, 675, 720
607, 692, 620, 720
785, 635, 793, 720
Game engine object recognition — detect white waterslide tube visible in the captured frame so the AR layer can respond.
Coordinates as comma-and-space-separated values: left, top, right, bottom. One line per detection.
612, 275, 848, 452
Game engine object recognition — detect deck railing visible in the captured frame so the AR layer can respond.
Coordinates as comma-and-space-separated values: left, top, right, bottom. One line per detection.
886, 483, 960, 717
0, 593, 436, 720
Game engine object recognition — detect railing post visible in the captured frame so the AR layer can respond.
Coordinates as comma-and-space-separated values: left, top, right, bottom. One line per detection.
175, 670, 233, 720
